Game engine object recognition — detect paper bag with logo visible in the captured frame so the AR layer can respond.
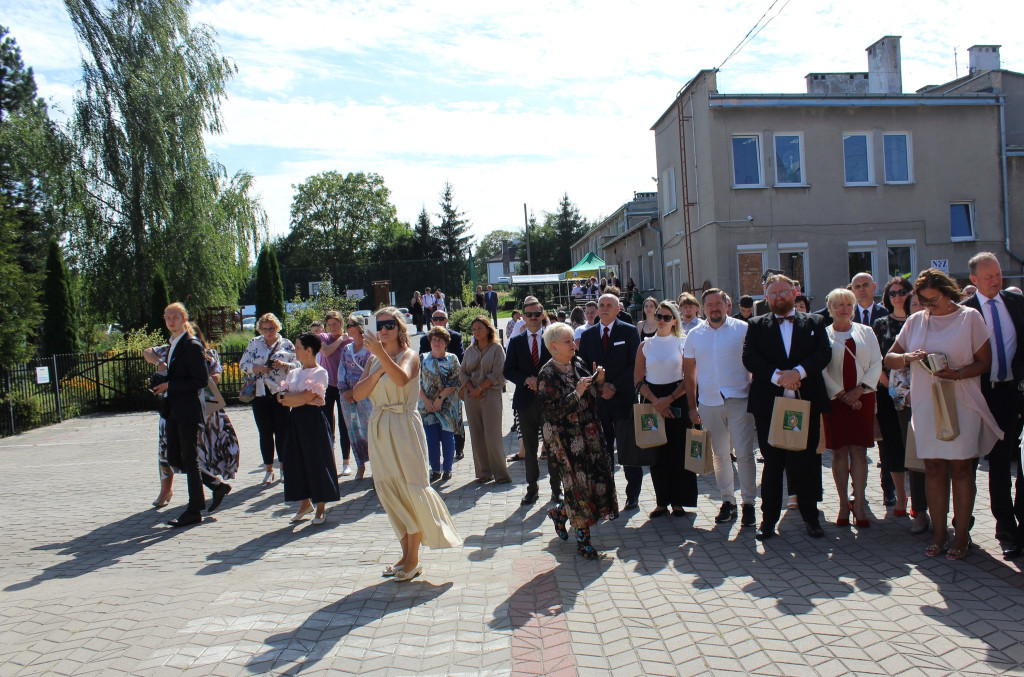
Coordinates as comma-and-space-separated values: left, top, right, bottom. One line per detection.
684, 427, 715, 475
768, 395, 811, 451
904, 425, 925, 472
634, 403, 668, 449
931, 380, 959, 441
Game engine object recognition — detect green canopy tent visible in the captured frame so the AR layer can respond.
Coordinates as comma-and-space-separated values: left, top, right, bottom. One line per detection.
565, 252, 606, 282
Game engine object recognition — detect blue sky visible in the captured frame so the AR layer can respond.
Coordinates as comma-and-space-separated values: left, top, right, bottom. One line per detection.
4, 0, 1021, 242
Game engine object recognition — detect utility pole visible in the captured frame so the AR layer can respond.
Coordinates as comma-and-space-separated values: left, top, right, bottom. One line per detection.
523, 203, 533, 297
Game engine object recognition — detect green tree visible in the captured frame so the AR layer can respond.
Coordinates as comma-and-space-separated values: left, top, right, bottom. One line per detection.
254, 245, 275, 321
65, 0, 262, 327
473, 228, 521, 283
414, 207, 438, 261
434, 182, 472, 290
547, 193, 587, 272
41, 239, 79, 356
0, 198, 41, 368
147, 270, 170, 339
268, 245, 285, 320
280, 171, 400, 269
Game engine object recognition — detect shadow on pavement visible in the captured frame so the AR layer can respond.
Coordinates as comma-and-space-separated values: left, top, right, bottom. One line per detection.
245, 580, 453, 675
197, 522, 324, 575
463, 505, 547, 562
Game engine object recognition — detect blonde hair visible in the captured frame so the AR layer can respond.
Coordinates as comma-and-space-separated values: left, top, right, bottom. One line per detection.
346, 313, 365, 334
257, 312, 282, 332
825, 288, 856, 310
542, 321, 574, 351
658, 301, 685, 337
165, 302, 195, 335
375, 306, 409, 347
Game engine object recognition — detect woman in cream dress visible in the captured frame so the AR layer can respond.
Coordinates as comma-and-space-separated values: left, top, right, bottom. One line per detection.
353, 307, 462, 582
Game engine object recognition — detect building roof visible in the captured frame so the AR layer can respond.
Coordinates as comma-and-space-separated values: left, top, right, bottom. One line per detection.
567, 251, 605, 273
707, 92, 998, 108
486, 242, 521, 263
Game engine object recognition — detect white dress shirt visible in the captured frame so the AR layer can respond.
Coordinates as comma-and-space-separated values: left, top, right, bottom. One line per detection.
768, 310, 807, 392
976, 290, 1017, 382
166, 330, 187, 365
857, 304, 874, 325
683, 316, 751, 406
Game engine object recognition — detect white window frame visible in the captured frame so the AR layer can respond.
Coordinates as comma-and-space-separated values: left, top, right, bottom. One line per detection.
949, 202, 977, 242
731, 134, 764, 189
773, 132, 807, 187
737, 244, 767, 298
842, 132, 874, 186
778, 243, 810, 295
661, 167, 677, 216
886, 239, 917, 279
882, 132, 914, 185
847, 242, 877, 280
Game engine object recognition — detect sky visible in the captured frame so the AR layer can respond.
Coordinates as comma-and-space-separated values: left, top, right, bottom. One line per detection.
4, 0, 1022, 244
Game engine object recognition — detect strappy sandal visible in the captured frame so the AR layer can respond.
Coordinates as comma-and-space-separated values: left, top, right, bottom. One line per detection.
925, 543, 947, 557
947, 538, 972, 561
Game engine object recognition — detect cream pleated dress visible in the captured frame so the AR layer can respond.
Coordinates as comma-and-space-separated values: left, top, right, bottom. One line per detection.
366, 351, 463, 548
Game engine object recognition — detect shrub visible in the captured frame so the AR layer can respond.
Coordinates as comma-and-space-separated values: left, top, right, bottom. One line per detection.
282, 276, 356, 340
216, 331, 253, 354
448, 306, 489, 341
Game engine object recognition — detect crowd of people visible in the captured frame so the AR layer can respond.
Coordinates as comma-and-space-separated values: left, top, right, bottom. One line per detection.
147, 249, 1024, 571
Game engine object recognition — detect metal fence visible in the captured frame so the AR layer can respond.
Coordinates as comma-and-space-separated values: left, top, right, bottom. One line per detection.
0, 350, 245, 438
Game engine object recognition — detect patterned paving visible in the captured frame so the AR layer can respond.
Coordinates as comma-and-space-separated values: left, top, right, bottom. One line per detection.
2, 398, 1024, 676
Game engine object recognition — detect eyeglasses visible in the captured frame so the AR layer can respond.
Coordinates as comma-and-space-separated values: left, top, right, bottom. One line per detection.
431, 316, 446, 322
259, 327, 276, 333
376, 319, 398, 331
766, 290, 795, 300
346, 323, 359, 329
523, 311, 544, 318
654, 313, 675, 322
889, 289, 910, 297
918, 293, 943, 307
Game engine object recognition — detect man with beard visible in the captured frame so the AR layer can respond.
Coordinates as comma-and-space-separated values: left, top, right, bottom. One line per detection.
742, 275, 831, 540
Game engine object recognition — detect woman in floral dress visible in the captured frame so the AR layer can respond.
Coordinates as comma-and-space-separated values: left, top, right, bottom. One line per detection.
536, 322, 618, 559
337, 313, 373, 479
418, 325, 462, 483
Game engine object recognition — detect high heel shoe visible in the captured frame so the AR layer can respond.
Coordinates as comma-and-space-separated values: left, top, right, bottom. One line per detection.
835, 516, 850, 527
893, 508, 908, 517
152, 492, 173, 508
394, 564, 422, 582
263, 470, 275, 484
910, 516, 931, 535
855, 518, 871, 528
925, 542, 947, 557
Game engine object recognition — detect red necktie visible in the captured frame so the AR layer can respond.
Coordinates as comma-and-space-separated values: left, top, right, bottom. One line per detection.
531, 334, 539, 368
602, 326, 610, 352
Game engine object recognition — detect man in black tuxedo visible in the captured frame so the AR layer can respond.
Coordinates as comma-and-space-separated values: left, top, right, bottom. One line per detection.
963, 253, 1024, 558
419, 309, 465, 458
742, 275, 832, 539
153, 304, 215, 527
577, 292, 642, 509
503, 296, 558, 505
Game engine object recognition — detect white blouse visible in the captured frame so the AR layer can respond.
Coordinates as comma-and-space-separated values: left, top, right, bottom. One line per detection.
823, 323, 883, 399
280, 365, 329, 401
642, 333, 685, 385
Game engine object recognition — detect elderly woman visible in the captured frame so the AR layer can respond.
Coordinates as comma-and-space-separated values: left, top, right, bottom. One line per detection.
537, 322, 618, 558
885, 269, 1002, 560
337, 313, 373, 479
634, 301, 695, 519
822, 288, 883, 528
353, 307, 462, 581
460, 316, 510, 483
240, 313, 300, 483
419, 325, 462, 483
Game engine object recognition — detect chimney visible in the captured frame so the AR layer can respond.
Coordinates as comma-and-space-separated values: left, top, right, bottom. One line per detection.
866, 36, 902, 94
968, 45, 1001, 73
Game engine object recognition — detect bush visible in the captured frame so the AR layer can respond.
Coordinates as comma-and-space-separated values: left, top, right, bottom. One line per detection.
282, 276, 357, 340
216, 331, 253, 354
109, 328, 167, 354
448, 306, 489, 341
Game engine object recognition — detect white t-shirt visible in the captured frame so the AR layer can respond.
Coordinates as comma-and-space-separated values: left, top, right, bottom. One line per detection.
641, 334, 685, 384
682, 315, 751, 405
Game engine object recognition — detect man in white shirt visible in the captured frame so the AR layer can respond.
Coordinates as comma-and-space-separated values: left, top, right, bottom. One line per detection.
574, 301, 598, 344
570, 281, 583, 297
684, 288, 758, 526
422, 288, 436, 316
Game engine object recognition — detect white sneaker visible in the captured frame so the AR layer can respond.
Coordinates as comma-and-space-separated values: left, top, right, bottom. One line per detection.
341, 464, 353, 476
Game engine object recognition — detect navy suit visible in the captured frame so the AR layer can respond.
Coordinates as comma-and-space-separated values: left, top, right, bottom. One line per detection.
484, 291, 499, 326
163, 334, 209, 515
853, 302, 888, 327
504, 330, 558, 497
577, 319, 643, 502
963, 290, 1024, 543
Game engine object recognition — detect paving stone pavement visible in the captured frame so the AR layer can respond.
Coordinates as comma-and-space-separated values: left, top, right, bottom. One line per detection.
2, 395, 1024, 676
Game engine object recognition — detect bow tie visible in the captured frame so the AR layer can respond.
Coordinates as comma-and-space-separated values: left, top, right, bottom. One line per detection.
774, 315, 795, 325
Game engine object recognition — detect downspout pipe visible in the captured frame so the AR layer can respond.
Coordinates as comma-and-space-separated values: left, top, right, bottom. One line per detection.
646, 218, 666, 299
999, 96, 1024, 269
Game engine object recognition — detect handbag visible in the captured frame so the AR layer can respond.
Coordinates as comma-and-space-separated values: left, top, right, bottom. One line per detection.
239, 339, 281, 403
204, 377, 227, 417
767, 392, 812, 451
684, 426, 716, 475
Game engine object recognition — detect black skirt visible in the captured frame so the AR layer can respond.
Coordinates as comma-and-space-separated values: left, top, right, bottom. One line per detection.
283, 405, 340, 504
643, 381, 698, 507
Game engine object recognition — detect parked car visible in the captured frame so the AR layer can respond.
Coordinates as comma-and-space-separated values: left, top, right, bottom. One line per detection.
397, 307, 414, 323
242, 317, 256, 331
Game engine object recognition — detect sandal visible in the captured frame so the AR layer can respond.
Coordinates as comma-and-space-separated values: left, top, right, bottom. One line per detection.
925, 543, 947, 557
649, 507, 669, 519
947, 538, 972, 561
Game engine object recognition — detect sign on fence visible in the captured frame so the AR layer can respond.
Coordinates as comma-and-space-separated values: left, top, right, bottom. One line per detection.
35, 367, 50, 384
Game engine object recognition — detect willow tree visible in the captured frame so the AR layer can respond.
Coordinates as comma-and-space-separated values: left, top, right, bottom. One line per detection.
66, 0, 264, 327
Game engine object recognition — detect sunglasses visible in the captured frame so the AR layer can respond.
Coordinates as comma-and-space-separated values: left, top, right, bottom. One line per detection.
523, 311, 544, 318
346, 323, 359, 329
889, 289, 910, 297
655, 313, 675, 322
376, 319, 398, 330
431, 316, 446, 322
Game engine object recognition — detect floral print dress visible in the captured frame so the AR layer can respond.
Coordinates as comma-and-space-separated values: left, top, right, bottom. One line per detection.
536, 356, 619, 529
418, 352, 462, 433
336, 342, 373, 467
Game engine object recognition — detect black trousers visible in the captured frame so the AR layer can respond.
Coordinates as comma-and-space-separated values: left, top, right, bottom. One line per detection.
165, 418, 206, 514
519, 398, 560, 497
756, 410, 822, 527
252, 394, 289, 466
323, 385, 351, 460
982, 381, 1023, 534
597, 404, 642, 502
643, 383, 697, 508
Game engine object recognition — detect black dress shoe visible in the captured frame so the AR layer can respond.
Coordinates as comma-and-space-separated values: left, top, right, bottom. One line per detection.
521, 488, 539, 505
168, 511, 203, 528
805, 521, 825, 538
755, 524, 775, 540
741, 504, 756, 527
455, 451, 465, 461
883, 491, 897, 507
208, 483, 231, 512
623, 499, 639, 511
441, 471, 452, 481
1002, 544, 1024, 560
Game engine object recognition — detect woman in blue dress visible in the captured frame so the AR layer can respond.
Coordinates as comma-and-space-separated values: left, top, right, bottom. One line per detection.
337, 313, 373, 479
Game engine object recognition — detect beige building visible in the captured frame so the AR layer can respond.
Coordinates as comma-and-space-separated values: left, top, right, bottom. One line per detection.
650, 37, 1024, 304
570, 192, 662, 295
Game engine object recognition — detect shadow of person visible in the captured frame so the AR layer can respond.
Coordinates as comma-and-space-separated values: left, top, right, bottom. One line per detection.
245, 580, 453, 675
463, 506, 547, 562
197, 522, 325, 575
5, 509, 181, 591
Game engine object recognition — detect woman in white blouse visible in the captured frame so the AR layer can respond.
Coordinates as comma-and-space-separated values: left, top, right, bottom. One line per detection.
822, 289, 883, 528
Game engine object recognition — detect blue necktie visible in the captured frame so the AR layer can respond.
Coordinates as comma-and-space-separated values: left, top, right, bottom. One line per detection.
988, 298, 1008, 381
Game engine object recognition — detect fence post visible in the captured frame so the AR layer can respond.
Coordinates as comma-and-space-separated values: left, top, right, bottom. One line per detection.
94, 353, 102, 410
52, 355, 62, 423
4, 370, 13, 435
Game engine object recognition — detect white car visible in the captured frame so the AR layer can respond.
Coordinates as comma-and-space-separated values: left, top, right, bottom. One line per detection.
397, 307, 414, 323
242, 317, 256, 331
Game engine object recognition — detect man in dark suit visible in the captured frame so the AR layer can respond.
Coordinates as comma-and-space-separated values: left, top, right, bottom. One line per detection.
484, 285, 499, 327
963, 253, 1024, 558
419, 309, 465, 458
742, 274, 832, 539
503, 296, 558, 505
153, 304, 217, 527
851, 273, 888, 326
753, 269, 783, 317
577, 292, 642, 509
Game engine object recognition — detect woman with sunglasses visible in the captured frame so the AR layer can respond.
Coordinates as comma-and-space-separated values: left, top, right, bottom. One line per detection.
353, 307, 462, 582
634, 301, 696, 519
885, 269, 1002, 560
337, 314, 373, 480
872, 277, 915, 519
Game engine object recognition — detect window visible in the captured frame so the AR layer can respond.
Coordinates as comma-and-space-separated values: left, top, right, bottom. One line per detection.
732, 135, 762, 187
887, 242, 915, 280
950, 202, 976, 241
774, 133, 804, 185
737, 249, 766, 297
848, 249, 875, 279
779, 249, 807, 293
843, 133, 872, 185
661, 167, 677, 215
883, 133, 912, 183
